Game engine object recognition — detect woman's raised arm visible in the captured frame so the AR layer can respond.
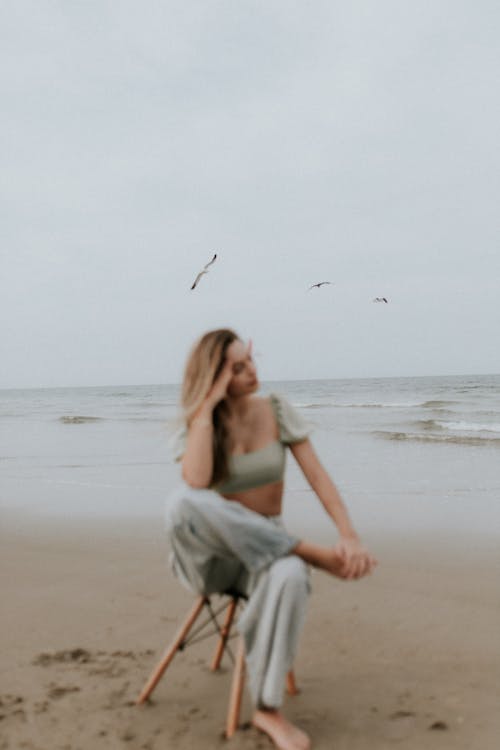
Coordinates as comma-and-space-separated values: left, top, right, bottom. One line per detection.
181, 358, 234, 488
181, 404, 215, 488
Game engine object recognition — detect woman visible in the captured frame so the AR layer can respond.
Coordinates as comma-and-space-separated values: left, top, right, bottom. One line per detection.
166, 328, 377, 750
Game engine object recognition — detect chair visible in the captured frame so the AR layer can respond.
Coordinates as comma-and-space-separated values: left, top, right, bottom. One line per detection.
136, 592, 298, 738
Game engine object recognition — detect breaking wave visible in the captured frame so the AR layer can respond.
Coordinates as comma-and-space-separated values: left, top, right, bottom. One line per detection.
373, 430, 500, 447
59, 416, 104, 424
297, 401, 426, 409
421, 400, 458, 408
439, 420, 500, 433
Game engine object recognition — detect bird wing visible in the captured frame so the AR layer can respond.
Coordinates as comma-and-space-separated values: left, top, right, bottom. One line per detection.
191, 270, 207, 289
309, 282, 332, 289
204, 253, 217, 270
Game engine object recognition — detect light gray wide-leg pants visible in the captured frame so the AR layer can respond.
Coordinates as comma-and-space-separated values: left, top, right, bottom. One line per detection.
165, 483, 310, 708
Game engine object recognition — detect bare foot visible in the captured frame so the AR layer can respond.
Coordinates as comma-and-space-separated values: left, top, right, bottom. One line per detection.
252, 709, 311, 750
311, 547, 345, 576
292, 541, 345, 577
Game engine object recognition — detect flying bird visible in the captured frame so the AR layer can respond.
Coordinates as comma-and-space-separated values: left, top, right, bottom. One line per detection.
191, 253, 217, 290
308, 281, 333, 290
373, 297, 388, 303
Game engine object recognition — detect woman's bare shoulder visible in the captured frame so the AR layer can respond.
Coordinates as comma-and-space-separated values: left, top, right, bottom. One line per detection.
251, 394, 274, 412
250, 395, 280, 432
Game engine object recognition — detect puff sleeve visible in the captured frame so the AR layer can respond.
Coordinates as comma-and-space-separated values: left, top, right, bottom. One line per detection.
170, 423, 187, 463
269, 392, 312, 445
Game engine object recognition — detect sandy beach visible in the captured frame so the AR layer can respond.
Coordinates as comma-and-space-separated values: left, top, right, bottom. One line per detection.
1, 510, 498, 750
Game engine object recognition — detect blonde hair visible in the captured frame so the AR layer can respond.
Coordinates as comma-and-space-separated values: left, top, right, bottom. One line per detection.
180, 328, 239, 485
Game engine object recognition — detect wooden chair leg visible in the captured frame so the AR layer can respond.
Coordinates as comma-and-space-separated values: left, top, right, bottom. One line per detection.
211, 597, 238, 671
136, 595, 207, 704
286, 669, 299, 696
225, 637, 246, 738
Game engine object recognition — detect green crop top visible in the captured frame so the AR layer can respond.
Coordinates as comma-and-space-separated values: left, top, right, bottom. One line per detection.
171, 392, 312, 494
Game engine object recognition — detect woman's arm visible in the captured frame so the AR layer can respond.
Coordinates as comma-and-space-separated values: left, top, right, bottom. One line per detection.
290, 439, 377, 578
181, 357, 234, 488
181, 402, 215, 488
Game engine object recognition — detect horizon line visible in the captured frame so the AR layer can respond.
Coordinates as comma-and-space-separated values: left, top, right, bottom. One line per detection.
1, 371, 499, 392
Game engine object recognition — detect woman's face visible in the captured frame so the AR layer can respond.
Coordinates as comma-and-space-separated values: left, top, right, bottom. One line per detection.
225, 339, 259, 397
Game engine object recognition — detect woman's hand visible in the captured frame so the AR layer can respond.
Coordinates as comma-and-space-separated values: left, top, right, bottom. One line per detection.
204, 357, 234, 410
334, 537, 377, 580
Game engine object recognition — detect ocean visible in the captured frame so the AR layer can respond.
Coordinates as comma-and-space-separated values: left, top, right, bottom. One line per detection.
1, 374, 499, 541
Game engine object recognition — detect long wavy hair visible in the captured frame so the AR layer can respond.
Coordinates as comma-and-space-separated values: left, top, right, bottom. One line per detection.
180, 328, 239, 485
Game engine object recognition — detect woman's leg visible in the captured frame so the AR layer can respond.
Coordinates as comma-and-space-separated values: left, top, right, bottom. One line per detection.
164, 484, 341, 749
238, 555, 310, 708
165, 484, 299, 595
239, 556, 312, 750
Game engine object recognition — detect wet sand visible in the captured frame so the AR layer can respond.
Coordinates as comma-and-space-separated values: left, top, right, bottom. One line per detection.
1, 512, 499, 750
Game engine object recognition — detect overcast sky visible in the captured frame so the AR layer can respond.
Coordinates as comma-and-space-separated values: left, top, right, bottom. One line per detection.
1, 1, 499, 389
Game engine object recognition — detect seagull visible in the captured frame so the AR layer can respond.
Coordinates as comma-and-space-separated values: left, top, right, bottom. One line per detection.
373, 297, 388, 303
191, 253, 217, 290
308, 281, 333, 290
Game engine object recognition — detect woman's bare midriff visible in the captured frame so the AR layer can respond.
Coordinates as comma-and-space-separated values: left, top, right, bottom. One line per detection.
220, 480, 284, 516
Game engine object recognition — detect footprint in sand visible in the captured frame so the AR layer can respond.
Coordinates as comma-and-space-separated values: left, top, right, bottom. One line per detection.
47, 684, 81, 700
33, 648, 92, 666
390, 710, 415, 718
103, 681, 133, 710
33, 647, 154, 669
429, 720, 449, 731
110, 650, 137, 659
383, 710, 416, 741
34, 700, 50, 714
0, 695, 24, 708
0, 695, 26, 722
120, 729, 136, 742
89, 663, 127, 678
